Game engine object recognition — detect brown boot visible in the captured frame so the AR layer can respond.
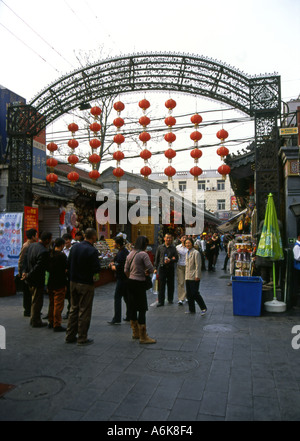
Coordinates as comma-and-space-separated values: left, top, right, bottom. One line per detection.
138, 324, 156, 344
130, 320, 139, 340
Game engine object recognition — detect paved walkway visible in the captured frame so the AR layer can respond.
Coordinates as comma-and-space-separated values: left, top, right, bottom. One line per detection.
1, 254, 300, 421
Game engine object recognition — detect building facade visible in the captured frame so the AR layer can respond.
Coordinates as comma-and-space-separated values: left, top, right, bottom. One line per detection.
150, 169, 237, 221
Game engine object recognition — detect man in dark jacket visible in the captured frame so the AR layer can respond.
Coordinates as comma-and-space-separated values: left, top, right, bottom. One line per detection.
65, 228, 101, 346
154, 233, 178, 306
22, 232, 52, 327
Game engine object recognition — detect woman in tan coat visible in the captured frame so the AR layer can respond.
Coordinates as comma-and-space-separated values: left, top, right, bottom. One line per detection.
185, 238, 207, 315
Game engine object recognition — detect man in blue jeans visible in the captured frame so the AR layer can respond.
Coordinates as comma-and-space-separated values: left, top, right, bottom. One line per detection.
65, 228, 101, 346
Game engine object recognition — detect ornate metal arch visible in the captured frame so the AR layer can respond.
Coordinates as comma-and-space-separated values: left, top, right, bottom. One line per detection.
29, 52, 281, 126
7, 52, 282, 219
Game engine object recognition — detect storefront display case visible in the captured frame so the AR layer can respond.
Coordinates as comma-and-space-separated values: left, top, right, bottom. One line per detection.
233, 234, 257, 277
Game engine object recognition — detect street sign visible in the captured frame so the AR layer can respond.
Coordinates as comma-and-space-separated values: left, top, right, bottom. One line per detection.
279, 127, 298, 136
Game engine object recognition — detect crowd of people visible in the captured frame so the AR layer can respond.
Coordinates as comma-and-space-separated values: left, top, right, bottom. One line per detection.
18, 227, 230, 347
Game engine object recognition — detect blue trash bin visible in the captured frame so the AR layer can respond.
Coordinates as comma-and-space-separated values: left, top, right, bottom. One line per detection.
231, 276, 263, 317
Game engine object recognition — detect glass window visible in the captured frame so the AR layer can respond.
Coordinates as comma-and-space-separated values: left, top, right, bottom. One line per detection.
198, 180, 205, 190
217, 180, 225, 191
217, 199, 226, 210
179, 181, 187, 191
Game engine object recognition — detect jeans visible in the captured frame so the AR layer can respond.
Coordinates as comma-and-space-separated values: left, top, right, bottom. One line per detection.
186, 280, 207, 313
113, 278, 129, 322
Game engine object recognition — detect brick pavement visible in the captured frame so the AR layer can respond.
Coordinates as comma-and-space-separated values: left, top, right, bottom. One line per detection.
1, 254, 300, 421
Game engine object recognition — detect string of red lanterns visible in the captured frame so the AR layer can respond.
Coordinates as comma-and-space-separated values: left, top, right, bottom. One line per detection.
88, 106, 102, 181
66, 123, 79, 185
113, 101, 125, 180
46, 142, 58, 187
216, 128, 231, 179
189, 113, 203, 181
164, 99, 177, 182
139, 99, 152, 180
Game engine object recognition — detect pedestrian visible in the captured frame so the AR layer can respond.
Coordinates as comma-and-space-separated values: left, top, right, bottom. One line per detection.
184, 237, 207, 315
65, 228, 101, 346
206, 238, 216, 272
18, 228, 38, 317
176, 234, 188, 305
222, 234, 234, 271
74, 231, 84, 242
22, 232, 52, 328
293, 234, 300, 298
200, 234, 207, 271
212, 232, 221, 269
124, 235, 156, 344
62, 233, 73, 319
154, 233, 178, 306
47, 238, 68, 332
107, 235, 130, 325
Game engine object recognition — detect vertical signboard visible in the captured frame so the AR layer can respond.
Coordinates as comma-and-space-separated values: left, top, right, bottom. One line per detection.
32, 127, 46, 182
24, 206, 39, 238
0, 212, 23, 273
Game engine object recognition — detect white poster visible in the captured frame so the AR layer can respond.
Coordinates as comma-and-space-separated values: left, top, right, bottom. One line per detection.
0, 212, 23, 273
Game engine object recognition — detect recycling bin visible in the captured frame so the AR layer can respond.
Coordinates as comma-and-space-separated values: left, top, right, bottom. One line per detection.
231, 276, 263, 316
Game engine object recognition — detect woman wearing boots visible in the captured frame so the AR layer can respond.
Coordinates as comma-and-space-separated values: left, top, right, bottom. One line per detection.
185, 237, 207, 315
124, 236, 156, 344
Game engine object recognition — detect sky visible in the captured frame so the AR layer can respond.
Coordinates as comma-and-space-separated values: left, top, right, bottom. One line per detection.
0, 0, 300, 173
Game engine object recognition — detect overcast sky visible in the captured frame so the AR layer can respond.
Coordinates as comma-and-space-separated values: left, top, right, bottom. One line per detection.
0, 0, 299, 172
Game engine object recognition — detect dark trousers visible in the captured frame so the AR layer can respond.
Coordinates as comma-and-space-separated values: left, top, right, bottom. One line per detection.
158, 266, 175, 304
23, 281, 31, 315
66, 282, 95, 343
113, 278, 129, 322
200, 251, 206, 270
127, 279, 147, 325
223, 254, 229, 270
207, 253, 214, 271
186, 280, 207, 313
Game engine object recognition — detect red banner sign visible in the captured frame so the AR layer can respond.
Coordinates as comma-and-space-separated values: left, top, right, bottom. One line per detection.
24, 207, 39, 238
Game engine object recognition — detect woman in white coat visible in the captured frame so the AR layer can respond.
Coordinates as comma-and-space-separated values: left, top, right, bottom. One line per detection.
185, 237, 207, 315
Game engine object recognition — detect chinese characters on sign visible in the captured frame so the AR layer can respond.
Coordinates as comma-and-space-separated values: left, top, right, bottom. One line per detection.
24, 207, 39, 238
0, 212, 23, 273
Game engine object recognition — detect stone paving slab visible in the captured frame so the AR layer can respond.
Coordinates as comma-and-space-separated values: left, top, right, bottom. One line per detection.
1, 255, 300, 421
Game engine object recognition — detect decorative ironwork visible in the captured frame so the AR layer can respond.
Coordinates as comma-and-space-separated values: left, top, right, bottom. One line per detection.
6, 52, 282, 217
29, 52, 280, 125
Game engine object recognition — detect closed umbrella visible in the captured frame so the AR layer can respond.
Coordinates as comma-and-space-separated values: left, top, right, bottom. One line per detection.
256, 193, 285, 312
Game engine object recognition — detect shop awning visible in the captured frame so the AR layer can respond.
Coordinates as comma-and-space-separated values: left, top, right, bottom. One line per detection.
217, 208, 248, 234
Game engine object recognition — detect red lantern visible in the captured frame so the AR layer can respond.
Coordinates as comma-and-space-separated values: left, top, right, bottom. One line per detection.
68, 139, 79, 149
191, 114, 203, 126
164, 165, 176, 178
113, 150, 125, 161
67, 171, 79, 184
164, 148, 176, 160
190, 166, 203, 180
113, 117, 125, 128
140, 149, 152, 161
46, 173, 58, 187
89, 122, 101, 133
190, 131, 202, 143
165, 99, 176, 110
68, 123, 79, 134
216, 129, 229, 141
47, 142, 58, 152
139, 99, 150, 110
217, 146, 229, 159
139, 116, 151, 127
140, 166, 152, 178
89, 154, 101, 165
90, 106, 102, 117
164, 116, 176, 127
113, 167, 125, 179
218, 164, 231, 179
68, 154, 79, 166
164, 132, 176, 144
139, 132, 151, 143
190, 148, 203, 160
89, 138, 101, 149
113, 101, 125, 113
114, 134, 125, 145
89, 170, 101, 181
46, 157, 58, 169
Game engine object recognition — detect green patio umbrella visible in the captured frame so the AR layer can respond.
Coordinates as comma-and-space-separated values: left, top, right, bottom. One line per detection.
256, 193, 285, 312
